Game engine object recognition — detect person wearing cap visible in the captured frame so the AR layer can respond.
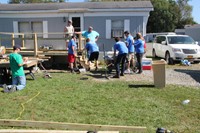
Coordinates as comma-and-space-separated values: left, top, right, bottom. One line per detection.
124, 31, 135, 73
68, 35, 77, 73
64, 20, 74, 48
113, 37, 128, 78
3, 45, 26, 93
76, 26, 99, 43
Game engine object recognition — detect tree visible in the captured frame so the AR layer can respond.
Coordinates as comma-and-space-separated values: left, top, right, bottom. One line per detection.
9, 0, 65, 4
147, 0, 180, 33
176, 0, 196, 28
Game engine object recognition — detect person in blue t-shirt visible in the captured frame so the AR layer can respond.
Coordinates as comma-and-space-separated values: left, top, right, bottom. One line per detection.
85, 38, 99, 71
124, 31, 135, 73
77, 26, 99, 43
134, 32, 145, 74
68, 36, 77, 73
113, 37, 128, 78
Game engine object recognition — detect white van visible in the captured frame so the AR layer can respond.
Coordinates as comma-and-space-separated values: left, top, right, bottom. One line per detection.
152, 33, 200, 64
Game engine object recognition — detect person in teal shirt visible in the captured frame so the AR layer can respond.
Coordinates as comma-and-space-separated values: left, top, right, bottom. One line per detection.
81, 26, 99, 43
3, 45, 26, 93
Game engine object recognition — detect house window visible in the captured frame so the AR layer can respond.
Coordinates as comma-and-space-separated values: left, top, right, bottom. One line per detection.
111, 20, 124, 38
17, 21, 46, 38
106, 19, 130, 39
19, 22, 32, 38
32, 22, 43, 38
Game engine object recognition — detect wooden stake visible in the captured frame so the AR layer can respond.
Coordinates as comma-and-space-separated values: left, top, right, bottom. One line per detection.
11, 33, 15, 47
78, 33, 82, 52
22, 34, 25, 48
34, 33, 38, 57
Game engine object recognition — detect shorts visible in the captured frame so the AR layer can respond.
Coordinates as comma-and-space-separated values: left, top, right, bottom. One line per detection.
68, 54, 75, 63
65, 35, 72, 42
89, 52, 99, 61
127, 52, 134, 61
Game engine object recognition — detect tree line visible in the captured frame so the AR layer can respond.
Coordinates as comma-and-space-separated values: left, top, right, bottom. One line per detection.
4, 0, 197, 33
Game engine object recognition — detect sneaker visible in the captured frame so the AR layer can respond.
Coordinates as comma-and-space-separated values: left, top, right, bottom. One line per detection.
3, 84, 9, 93
95, 67, 98, 71
112, 75, 120, 78
70, 69, 75, 73
136, 71, 142, 74
87, 67, 91, 71
120, 73, 125, 76
9, 85, 17, 93
124, 69, 130, 74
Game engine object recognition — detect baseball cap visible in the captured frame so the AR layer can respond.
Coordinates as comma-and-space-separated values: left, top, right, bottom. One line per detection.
124, 31, 129, 34
89, 26, 93, 30
68, 20, 72, 23
13, 45, 21, 50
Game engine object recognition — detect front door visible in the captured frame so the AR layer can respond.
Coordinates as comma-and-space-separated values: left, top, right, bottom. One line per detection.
69, 14, 84, 32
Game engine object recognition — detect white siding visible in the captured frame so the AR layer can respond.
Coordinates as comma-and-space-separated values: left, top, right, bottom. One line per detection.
106, 19, 111, 39
13, 21, 19, 38
43, 21, 48, 38
124, 19, 130, 32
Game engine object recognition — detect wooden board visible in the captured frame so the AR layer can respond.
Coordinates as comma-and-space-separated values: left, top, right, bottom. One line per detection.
0, 130, 119, 133
0, 119, 146, 132
0, 60, 38, 68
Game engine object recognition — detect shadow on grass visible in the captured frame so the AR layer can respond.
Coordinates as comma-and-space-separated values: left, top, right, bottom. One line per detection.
174, 69, 200, 84
85, 73, 110, 80
84, 70, 113, 80
129, 84, 155, 88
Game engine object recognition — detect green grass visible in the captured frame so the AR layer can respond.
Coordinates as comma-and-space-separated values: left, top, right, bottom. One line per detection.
0, 72, 200, 132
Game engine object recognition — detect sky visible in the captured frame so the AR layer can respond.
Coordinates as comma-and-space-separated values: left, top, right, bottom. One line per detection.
0, 0, 199, 24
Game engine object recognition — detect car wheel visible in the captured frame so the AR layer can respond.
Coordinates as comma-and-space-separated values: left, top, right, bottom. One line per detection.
152, 49, 157, 58
165, 52, 174, 65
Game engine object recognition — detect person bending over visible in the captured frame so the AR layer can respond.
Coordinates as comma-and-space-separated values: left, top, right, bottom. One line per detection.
85, 38, 99, 71
113, 37, 128, 78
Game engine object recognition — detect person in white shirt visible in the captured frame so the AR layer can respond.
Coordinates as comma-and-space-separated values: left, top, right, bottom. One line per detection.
64, 20, 74, 48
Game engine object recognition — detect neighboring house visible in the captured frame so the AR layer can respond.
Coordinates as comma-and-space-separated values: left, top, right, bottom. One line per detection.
144, 32, 175, 42
185, 24, 200, 44
174, 29, 185, 35
0, 1, 153, 51
175, 24, 200, 45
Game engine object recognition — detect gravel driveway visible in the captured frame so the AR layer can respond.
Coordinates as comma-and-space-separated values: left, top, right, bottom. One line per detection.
91, 43, 200, 88
90, 64, 200, 88
143, 43, 200, 87
123, 65, 200, 87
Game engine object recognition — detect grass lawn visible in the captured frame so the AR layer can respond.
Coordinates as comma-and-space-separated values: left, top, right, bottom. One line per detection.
0, 72, 200, 132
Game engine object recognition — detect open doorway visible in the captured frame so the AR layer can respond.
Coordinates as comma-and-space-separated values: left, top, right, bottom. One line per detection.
69, 14, 83, 32
72, 17, 80, 32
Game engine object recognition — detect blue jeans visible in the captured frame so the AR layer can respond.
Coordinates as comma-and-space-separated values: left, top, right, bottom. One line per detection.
8, 76, 26, 91
136, 53, 144, 73
115, 53, 127, 76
